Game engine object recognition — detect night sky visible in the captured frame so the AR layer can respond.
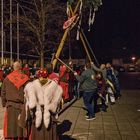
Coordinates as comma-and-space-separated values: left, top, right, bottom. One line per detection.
2, 0, 140, 63
87, 0, 140, 63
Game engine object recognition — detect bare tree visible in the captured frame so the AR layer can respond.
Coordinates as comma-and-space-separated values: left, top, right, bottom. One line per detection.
18, 0, 50, 67
3, 0, 66, 67
2, 0, 102, 67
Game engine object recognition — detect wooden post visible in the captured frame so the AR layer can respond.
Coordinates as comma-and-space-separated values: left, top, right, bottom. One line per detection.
80, 32, 92, 62
56, 57, 74, 73
52, 29, 69, 69
81, 29, 99, 65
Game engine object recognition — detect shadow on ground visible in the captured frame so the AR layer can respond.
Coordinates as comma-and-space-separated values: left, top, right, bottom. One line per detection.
57, 120, 76, 140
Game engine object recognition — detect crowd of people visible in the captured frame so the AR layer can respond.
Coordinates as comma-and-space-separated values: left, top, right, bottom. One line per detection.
74, 62, 121, 120
0, 60, 121, 140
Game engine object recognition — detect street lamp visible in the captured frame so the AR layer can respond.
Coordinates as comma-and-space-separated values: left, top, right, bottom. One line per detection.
17, 2, 19, 61
131, 56, 136, 64
2, 0, 42, 65
3, 0, 28, 64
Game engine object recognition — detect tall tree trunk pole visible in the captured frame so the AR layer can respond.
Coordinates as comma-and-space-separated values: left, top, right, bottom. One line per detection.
52, 0, 81, 69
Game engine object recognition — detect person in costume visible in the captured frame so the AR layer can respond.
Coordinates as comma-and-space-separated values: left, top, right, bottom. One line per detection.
1, 61, 29, 140
24, 62, 62, 140
68, 61, 76, 100
106, 63, 121, 100
47, 63, 59, 81
59, 65, 69, 101
36, 67, 47, 79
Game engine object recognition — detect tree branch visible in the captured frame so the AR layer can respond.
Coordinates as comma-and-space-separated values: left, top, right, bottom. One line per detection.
33, 0, 41, 19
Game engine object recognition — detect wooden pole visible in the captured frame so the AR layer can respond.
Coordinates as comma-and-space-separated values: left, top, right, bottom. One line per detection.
81, 29, 99, 65
79, 32, 92, 62
52, 29, 69, 69
52, 0, 81, 69
56, 57, 74, 73
69, 4, 92, 63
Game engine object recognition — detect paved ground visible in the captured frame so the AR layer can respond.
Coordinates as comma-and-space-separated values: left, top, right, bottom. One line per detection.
119, 72, 140, 90
0, 90, 140, 140
58, 90, 140, 140
0, 104, 4, 140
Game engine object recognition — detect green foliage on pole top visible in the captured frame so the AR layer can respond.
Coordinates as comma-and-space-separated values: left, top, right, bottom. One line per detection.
68, 0, 74, 5
90, 0, 102, 11
68, 0, 102, 10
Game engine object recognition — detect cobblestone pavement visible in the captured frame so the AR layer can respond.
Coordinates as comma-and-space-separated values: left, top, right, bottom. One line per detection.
58, 90, 140, 140
0, 90, 140, 140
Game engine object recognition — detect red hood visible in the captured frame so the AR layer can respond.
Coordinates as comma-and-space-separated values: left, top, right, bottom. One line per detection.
7, 70, 29, 89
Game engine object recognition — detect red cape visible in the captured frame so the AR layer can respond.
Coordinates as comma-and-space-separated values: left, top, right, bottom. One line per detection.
7, 70, 29, 89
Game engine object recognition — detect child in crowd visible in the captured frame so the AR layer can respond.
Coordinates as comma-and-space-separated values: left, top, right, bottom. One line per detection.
96, 72, 107, 112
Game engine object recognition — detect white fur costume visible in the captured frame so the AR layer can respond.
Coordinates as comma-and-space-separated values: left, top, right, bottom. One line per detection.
32, 79, 44, 106
24, 79, 63, 128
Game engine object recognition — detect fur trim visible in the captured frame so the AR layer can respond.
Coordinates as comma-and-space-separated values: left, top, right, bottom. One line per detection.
32, 79, 44, 106
43, 105, 51, 128
24, 82, 37, 109
49, 85, 63, 113
35, 104, 42, 128
43, 80, 58, 128
43, 80, 58, 104
24, 79, 63, 129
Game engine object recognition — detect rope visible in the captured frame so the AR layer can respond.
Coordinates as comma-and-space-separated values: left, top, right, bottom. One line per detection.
76, 0, 83, 40
56, 57, 74, 73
